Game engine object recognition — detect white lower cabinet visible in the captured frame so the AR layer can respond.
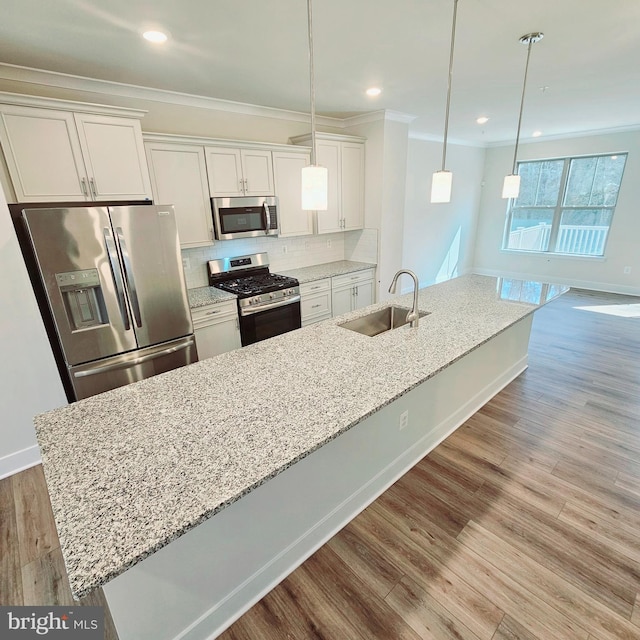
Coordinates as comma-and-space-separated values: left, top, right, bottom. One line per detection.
300, 279, 332, 326
192, 300, 241, 360
331, 269, 375, 316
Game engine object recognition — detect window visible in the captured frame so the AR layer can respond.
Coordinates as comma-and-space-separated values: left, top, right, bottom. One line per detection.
503, 153, 627, 256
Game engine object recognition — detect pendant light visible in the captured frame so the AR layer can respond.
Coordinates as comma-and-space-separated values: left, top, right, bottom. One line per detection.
301, 0, 328, 210
430, 0, 459, 204
502, 32, 544, 199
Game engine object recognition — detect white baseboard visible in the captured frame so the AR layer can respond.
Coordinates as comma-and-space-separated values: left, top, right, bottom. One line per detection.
0, 445, 41, 480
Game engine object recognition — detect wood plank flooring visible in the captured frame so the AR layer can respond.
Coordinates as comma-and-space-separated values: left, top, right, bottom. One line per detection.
1, 288, 639, 639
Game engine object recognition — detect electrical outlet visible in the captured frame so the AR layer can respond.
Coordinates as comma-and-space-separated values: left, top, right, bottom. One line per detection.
282, 245, 288, 254
182, 257, 190, 271
399, 410, 409, 431
624, 266, 631, 274
327, 239, 332, 249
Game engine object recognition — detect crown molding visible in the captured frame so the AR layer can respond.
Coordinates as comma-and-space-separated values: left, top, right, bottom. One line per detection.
408, 131, 487, 148
341, 109, 417, 127
0, 90, 148, 118
0, 62, 344, 127
486, 123, 640, 148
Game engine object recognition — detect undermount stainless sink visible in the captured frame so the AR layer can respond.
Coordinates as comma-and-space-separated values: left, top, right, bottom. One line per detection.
339, 305, 429, 337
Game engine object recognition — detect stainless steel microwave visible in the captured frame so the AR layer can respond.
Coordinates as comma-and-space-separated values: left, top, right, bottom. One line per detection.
211, 196, 279, 240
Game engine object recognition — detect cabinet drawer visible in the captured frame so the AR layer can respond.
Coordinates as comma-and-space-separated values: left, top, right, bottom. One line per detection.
301, 291, 332, 322
191, 300, 238, 327
299, 278, 331, 295
332, 269, 375, 290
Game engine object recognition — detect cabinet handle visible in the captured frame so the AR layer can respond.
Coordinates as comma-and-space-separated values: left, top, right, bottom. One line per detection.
311, 304, 321, 309
89, 177, 97, 198
205, 310, 221, 316
310, 285, 321, 290
80, 178, 88, 197
355, 286, 359, 296
239, 179, 244, 193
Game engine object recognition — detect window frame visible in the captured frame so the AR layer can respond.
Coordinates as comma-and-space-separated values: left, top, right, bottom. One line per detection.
502, 152, 627, 257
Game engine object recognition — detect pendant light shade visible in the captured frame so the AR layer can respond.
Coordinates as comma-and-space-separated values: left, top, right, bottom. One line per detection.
430, 0, 459, 204
431, 170, 453, 204
502, 32, 544, 199
302, 0, 328, 211
502, 174, 521, 199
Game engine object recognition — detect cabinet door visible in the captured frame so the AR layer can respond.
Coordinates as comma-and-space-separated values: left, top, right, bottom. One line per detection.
0, 105, 88, 201
74, 113, 152, 200
315, 140, 342, 234
145, 142, 213, 248
331, 286, 354, 317
241, 149, 274, 196
205, 147, 244, 197
194, 316, 241, 360
342, 142, 365, 230
353, 279, 374, 310
273, 151, 313, 237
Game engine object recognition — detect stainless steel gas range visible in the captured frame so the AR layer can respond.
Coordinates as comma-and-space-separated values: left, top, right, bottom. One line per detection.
207, 253, 301, 346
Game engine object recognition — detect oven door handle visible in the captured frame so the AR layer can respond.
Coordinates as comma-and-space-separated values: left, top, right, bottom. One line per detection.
240, 295, 300, 317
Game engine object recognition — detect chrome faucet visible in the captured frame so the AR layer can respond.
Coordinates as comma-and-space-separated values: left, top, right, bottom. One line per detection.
388, 269, 420, 328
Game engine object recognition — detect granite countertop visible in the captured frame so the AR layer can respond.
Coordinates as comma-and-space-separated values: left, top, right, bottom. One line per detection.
279, 260, 376, 284
34, 274, 567, 599
187, 286, 236, 309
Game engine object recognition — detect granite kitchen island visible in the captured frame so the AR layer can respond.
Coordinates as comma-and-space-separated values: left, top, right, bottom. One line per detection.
34, 274, 567, 640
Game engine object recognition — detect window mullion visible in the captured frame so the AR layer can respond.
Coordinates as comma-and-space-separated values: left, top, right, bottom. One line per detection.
547, 158, 570, 251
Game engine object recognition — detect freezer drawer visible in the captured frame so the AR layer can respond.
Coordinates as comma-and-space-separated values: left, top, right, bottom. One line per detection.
69, 335, 197, 400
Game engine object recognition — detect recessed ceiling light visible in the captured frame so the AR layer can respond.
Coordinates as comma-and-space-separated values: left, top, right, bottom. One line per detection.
366, 87, 382, 97
532, 130, 542, 138
143, 30, 168, 44
476, 116, 489, 124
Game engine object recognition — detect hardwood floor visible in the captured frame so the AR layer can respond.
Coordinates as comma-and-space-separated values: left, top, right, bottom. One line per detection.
1, 288, 639, 639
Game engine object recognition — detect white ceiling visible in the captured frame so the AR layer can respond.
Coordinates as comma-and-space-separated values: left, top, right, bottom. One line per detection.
1, 0, 639, 145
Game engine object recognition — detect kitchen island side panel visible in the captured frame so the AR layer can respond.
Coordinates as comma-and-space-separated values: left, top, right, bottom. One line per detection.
103, 316, 532, 640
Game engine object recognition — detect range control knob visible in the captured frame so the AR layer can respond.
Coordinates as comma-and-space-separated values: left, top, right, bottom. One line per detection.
269, 293, 275, 299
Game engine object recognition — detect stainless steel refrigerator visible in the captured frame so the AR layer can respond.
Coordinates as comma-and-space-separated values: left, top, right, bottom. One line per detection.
20, 204, 197, 401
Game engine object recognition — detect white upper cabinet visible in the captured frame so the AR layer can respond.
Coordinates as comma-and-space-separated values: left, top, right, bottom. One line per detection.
341, 142, 365, 231
145, 141, 213, 248
0, 99, 152, 203
272, 149, 313, 237
205, 146, 274, 197
74, 113, 152, 201
316, 141, 342, 234
290, 133, 365, 234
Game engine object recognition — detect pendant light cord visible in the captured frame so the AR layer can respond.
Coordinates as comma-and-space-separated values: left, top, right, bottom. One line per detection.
307, 0, 317, 167
441, 0, 458, 171
511, 36, 537, 174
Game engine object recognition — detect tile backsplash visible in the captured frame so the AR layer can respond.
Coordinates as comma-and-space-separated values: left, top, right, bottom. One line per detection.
181, 229, 378, 289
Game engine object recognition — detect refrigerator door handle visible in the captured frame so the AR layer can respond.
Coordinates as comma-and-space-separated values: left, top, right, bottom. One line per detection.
103, 227, 131, 331
73, 338, 195, 378
115, 227, 143, 328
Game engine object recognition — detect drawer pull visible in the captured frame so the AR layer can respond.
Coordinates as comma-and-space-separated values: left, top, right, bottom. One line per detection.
311, 304, 322, 309
205, 310, 221, 315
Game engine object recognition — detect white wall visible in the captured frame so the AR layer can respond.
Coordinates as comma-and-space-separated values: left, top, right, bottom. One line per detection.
0, 183, 67, 478
403, 138, 485, 289
474, 130, 640, 295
